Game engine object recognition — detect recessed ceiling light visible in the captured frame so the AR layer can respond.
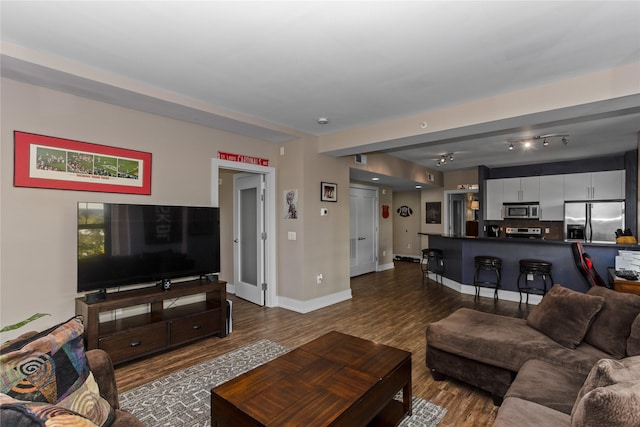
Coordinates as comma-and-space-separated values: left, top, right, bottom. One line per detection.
317, 117, 329, 125
371, 177, 380, 181
415, 185, 422, 189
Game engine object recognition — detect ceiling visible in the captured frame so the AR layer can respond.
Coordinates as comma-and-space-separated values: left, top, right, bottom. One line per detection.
1, 1, 639, 191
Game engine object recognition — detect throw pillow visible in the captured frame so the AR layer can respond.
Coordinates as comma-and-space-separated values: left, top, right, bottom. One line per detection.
571, 381, 640, 427
574, 356, 640, 404
0, 394, 98, 427
628, 314, 640, 356
584, 287, 640, 358
526, 284, 604, 349
0, 317, 113, 426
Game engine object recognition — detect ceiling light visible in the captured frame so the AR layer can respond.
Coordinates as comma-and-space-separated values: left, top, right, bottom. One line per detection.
508, 143, 514, 150
543, 138, 549, 146
371, 177, 380, 181
317, 117, 329, 125
524, 141, 531, 148
415, 185, 422, 189
435, 153, 454, 167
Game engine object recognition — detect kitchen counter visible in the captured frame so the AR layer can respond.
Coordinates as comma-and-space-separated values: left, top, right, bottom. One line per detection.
418, 233, 639, 296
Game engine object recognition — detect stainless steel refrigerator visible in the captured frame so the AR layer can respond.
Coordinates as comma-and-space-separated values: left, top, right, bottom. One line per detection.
564, 201, 625, 243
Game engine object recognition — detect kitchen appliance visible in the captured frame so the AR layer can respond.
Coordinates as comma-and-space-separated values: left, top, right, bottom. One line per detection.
564, 200, 625, 243
503, 203, 539, 219
505, 227, 542, 239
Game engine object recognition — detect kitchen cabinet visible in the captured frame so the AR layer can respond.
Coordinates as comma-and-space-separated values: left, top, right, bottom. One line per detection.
485, 179, 503, 220
564, 170, 625, 201
539, 175, 564, 220
502, 176, 540, 202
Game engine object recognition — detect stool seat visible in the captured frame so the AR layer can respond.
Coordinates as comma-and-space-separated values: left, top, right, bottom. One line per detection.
421, 248, 445, 285
474, 256, 502, 300
518, 259, 553, 304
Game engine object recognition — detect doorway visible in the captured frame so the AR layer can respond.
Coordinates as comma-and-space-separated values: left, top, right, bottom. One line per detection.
211, 159, 276, 307
350, 184, 378, 277
444, 189, 478, 237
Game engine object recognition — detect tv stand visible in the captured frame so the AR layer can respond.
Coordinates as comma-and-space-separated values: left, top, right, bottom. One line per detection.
75, 279, 227, 365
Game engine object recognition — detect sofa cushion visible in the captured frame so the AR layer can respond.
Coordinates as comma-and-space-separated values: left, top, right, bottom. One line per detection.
527, 285, 604, 349
571, 381, 640, 427
585, 286, 640, 358
0, 394, 99, 426
426, 308, 611, 375
494, 397, 571, 427
505, 359, 588, 415
628, 314, 640, 356
0, 317, 113, 426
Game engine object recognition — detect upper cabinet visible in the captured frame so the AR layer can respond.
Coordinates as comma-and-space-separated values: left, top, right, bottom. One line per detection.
564, 170, 625, 201
485, 179, 504, 220
539, 175, 564, 220
503, 176, 540, 203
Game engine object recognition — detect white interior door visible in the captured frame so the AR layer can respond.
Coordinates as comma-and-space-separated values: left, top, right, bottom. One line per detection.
350, 185, 378, 277
233, 173, 265, 305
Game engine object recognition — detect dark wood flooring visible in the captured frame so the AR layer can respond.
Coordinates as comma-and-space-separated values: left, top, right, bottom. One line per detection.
115, 260, 533, 426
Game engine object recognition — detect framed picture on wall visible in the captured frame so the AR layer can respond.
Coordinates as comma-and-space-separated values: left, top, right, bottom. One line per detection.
426, 202, 441, 224
321, 182, 337, 202
13, 131, 152, 194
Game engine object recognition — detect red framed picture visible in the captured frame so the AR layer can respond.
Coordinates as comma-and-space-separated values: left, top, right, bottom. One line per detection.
14, 131, 152, 195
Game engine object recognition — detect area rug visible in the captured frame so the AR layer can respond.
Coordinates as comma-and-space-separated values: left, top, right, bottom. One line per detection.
119, 339, 447, 426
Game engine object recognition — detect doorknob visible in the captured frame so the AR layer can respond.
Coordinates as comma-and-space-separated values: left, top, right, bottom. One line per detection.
358, 237, 366, 240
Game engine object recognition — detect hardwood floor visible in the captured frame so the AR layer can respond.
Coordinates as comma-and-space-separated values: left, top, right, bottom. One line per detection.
114, 261, 532, 426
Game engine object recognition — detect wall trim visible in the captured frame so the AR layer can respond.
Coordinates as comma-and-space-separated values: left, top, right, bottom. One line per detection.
276, 289, 353, 314
440, 276, 542, 305
377, 262, 395, 271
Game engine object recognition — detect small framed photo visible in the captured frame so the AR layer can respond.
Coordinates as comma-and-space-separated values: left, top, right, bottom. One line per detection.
321, 182, 337, 202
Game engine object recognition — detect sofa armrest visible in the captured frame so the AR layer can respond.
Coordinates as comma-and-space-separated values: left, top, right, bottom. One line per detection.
86, 349, 120, 409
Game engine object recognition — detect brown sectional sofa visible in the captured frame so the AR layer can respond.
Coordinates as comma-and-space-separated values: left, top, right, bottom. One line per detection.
426, 284, 640, 426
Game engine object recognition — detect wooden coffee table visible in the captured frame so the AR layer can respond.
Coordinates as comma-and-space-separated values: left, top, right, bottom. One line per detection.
211, 331, 412, 427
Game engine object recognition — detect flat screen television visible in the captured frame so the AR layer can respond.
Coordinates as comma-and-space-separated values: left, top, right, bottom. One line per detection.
77, 202, 220, 293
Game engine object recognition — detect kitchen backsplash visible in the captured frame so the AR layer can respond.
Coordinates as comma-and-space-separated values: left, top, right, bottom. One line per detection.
484, 220, 565, 240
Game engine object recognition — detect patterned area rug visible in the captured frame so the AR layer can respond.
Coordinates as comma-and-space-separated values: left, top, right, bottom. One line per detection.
119, 339, 447, 426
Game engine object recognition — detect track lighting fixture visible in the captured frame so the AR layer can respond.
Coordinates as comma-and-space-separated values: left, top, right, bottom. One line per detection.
507, 134, 569, 150
435, 153, 454, 167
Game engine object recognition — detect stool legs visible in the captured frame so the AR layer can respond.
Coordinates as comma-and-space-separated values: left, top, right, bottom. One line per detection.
473, 256, 502, 300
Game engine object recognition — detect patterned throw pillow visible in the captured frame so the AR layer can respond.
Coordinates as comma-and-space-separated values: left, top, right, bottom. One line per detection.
0, 317, 113, 426
0, 393, 98, 426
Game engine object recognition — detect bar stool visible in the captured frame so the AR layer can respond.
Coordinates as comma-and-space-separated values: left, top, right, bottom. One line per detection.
517, 259, 553, 304
421, 248, 445, 285
473, 256, 502, 300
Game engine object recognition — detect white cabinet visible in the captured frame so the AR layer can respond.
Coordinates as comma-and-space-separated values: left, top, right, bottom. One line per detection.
539, 175, 564, 220
485, 179, 503, 220
564, 170, 625, 200
502, 176, 540, 202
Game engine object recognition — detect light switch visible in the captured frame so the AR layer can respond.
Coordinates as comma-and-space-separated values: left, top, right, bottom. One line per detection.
321, 208, 328, 216
288, 231, 296, 240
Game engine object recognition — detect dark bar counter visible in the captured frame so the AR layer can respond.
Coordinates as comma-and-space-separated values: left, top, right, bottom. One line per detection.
419, 233, 640, 294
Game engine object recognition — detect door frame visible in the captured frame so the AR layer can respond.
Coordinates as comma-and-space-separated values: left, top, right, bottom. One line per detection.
211, 159, 276, 307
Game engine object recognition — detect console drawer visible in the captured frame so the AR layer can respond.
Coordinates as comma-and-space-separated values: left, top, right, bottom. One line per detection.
99, 322, 168, 364
169, 310, 220, 345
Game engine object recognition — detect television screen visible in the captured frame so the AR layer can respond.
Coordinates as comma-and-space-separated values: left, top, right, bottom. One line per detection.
77, 202, 220, 292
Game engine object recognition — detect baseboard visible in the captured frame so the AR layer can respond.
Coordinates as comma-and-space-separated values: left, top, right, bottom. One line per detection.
377, 262, 395, 271
439, 277, 542, 305
276, 289, 353, 314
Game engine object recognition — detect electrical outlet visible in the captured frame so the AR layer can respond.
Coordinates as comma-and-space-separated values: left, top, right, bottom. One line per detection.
316, 273, 323, 284
407, 243, 411, 249
545, 228, 550, 234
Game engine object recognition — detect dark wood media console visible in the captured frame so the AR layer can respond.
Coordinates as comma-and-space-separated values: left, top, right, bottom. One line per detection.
75, 279, 227, 365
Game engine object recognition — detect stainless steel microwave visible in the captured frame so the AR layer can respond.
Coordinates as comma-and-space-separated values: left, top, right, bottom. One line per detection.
503, 203, 539, 219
